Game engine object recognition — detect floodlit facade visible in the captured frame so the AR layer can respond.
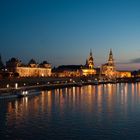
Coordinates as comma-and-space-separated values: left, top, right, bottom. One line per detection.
116, 71, 131, 78
53, 50, 96, 77
6, 58, 51, 77
52, 65, 82, 77
101, 49, 116, 79
82, 50, 96, 76
101, 49, 131, 78
4, 50, 132, 78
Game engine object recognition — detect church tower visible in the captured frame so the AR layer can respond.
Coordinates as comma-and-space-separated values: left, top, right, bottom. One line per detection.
101, 49, 116, 79
88, 49, 94, 69
82, 49, 96, 76
108, 49, 114, 66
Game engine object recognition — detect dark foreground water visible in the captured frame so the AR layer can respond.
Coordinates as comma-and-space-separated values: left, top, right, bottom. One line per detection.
1, 83, 140, 140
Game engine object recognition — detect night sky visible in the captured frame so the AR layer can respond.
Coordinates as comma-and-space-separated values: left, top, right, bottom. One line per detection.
1, 0, 140, 70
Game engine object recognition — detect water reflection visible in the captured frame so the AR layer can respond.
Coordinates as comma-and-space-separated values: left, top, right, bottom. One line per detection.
4, 84, 140, 122
1, 83, 140, 139
4, 84, 140, 119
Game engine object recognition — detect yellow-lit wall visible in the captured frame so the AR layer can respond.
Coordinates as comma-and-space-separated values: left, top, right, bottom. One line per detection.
116, 71, 131, 78
54, 70, 81, 77
16, 67, 51, 77
82, 69, 96, 76
101, 65, 116, 78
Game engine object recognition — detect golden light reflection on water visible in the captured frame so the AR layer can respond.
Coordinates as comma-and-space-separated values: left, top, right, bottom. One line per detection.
5, 83, 140, 128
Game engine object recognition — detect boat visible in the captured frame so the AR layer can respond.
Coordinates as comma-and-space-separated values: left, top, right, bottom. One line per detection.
17, 89, 40, 98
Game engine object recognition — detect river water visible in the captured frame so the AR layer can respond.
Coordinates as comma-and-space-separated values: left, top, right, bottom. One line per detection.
1, 83, 140, 140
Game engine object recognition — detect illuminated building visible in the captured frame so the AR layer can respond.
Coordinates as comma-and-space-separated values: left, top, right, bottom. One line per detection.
82, 49, 96, 76
101, 49, 116, 79
86, 49, 94, 69
101, 49, 131, 78
4, 49, 132, 78
6, 58, 51, 77
52, 65, 82, 77
53, 50, 96, 77
116, 71, 131, 78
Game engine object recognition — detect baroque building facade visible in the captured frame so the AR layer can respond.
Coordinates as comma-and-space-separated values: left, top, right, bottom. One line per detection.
101, 49, 116, 79
52, 65, 82, 77
52, 50, 96, 77
101, 49, 131, 79
4, 50, 131, 78
6, 58, 51, 77
82, 49, 96, 76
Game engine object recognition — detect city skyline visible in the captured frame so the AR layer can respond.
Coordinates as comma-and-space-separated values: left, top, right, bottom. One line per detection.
1, 0, 140, 70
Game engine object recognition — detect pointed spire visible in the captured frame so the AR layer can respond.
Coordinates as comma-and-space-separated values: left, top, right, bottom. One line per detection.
86, 59, 88, 65
90, 49, 92, 56
87, 49, 94, 69
108, 49, 114, 65
109, 49, 112, 56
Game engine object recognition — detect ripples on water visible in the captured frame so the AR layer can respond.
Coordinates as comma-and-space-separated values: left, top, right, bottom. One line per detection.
1, 83, 140, 140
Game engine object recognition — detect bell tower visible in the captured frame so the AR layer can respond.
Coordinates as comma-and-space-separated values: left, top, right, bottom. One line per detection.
88, 49, 94, 69
108, 49, 114, 66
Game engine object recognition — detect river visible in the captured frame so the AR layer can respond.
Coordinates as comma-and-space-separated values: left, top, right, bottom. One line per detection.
1, 83, 140, 140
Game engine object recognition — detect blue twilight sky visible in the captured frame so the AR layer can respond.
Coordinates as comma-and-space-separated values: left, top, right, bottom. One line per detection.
1, 0, 140, 70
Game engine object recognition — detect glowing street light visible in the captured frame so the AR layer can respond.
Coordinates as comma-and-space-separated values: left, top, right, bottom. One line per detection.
6, 84, 9, 88
15, 83, 18, 89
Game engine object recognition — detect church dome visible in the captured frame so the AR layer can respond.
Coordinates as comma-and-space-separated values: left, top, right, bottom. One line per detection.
10, 57, 19, 63
28, 59, 36, 65
28, 59, 37, 67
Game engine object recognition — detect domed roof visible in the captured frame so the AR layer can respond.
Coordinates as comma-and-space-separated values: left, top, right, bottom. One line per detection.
42, 61, 49, 64
10, 57, 19, 62
28, 59, 36, 64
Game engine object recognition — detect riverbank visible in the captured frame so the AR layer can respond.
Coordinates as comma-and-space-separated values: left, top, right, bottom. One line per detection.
0, 77, 140, 98
0, 77, 139, 87
0, 81, 84, 99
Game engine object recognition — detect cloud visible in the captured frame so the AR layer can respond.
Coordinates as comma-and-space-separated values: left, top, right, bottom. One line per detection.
116, 57, 140, 65
130, 58, 140, 63
116, 61, 130, 65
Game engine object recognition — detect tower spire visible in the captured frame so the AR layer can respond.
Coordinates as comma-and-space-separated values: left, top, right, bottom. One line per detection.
90, 49, 92, 56
108, 49, 114, 65
87, 49, 94, 69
